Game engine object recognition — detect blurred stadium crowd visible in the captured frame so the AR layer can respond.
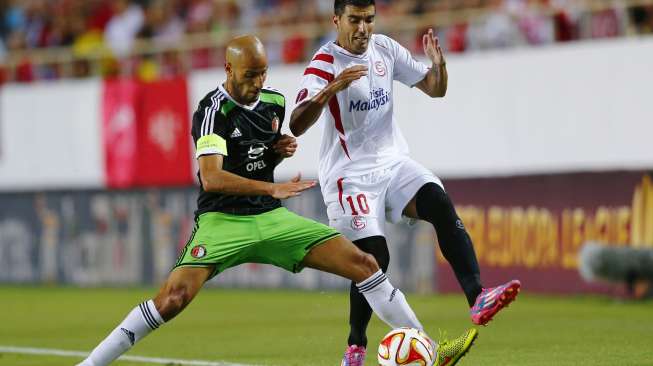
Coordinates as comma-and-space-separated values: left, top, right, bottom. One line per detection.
0, 0, 652, 83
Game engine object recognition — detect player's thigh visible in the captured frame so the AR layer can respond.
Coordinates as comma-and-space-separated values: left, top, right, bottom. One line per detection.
174, 212, 259, 279
386, 159, 443, 222
324, 175, 388, 241
251, 207, 342, 273
301, 235, 379, 283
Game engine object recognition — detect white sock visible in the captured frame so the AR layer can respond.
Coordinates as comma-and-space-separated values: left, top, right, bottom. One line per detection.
77, 300, 164, 366
357, 270, 423, 330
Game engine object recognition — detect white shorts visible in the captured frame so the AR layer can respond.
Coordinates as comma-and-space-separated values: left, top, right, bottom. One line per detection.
323, 158, 443, 241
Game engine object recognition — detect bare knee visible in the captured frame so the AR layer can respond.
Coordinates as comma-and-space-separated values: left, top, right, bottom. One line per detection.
352, 251, 380, 282
154, 283, 192, 321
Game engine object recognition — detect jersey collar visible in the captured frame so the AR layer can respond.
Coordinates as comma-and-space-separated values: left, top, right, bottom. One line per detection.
332, 38, 370, 59
218, 83, 260, 111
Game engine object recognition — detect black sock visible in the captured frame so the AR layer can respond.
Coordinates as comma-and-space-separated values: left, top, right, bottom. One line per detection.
348, 236, 390, 347
416, 183, 483, 306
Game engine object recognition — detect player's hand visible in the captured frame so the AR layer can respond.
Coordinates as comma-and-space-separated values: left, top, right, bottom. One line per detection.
273, 134, 298, 158
269, 173, 316, 199
423, 28, 446, 66
328, 65, 368, 94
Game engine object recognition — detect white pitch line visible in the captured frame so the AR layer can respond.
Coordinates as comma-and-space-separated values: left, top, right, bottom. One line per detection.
0, 345, 259, 366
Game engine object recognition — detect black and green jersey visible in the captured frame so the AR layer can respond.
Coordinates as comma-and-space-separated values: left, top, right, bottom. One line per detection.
191, 84, 286, 217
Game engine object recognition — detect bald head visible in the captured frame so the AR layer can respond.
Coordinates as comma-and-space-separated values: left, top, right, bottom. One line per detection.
226, 35, 267, 68
224, 35, 268, 105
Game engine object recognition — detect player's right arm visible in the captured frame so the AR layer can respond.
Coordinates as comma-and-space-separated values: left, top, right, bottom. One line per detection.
289, 65, 368, 137
198, 154, 315, 199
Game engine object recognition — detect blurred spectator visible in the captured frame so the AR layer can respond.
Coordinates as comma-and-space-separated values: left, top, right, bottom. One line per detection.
136, 55, 160, 81
512, 0, 555, 46
186, 0, 213, 34
278, 0, 320, 64
0, 32, 6, 83
15, 57, 34, 82
630, 5, 653, 34
105, 0, 144, 57
468, 0, 524, 50
590, 7, 622, 39
446, 24, 469, 53
551, 0, 580, 42
87, 0, 114, 32
213, 0, 241, 32
0, 36, 5, 59
4, 1, 27, 41
139, 0, 184, 46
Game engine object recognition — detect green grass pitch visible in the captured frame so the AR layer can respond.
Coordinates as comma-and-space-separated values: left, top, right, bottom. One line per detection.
1, 286, 652, 366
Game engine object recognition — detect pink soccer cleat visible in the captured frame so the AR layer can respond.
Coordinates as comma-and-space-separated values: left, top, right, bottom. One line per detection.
470, 279, 521, 325
341, 345, 366, 366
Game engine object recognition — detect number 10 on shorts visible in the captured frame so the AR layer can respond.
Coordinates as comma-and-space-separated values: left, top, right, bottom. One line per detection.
345, 194, 370, 215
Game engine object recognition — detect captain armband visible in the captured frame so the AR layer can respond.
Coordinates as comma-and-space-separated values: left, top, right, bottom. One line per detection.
196, 134, 228, 158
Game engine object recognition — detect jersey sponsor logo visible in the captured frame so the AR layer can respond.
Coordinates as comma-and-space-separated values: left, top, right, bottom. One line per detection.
246, 142, 269, 172
296, 88, 309, 103
374, 61, 387, 76
349, 87, 391, 112
247, 160, 268, 172
247, 143, 268, 160
191, 245, 207, 259
351, 215, 367, 231
271, 115, 280, 133
230, 128, 242, 138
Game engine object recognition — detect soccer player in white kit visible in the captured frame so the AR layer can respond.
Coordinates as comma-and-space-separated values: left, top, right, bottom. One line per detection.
290, 1, 521, 365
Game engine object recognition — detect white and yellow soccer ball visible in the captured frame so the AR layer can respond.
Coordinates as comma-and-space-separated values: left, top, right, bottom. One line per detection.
377, 327, 435, 366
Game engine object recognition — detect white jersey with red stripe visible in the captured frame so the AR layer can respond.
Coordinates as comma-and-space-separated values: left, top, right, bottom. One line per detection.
294, 34, 429, 191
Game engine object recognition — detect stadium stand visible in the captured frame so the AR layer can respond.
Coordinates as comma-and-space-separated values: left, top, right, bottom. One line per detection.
0, 0, 652, 83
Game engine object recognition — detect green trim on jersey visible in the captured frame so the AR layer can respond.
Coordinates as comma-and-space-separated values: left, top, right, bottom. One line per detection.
173, 207, 340, 278
220, 100, 237, 116
260, 91, 285, 107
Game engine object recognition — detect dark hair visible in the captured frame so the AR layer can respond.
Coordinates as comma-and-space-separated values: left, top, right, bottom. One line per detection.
334, 0, 376, 16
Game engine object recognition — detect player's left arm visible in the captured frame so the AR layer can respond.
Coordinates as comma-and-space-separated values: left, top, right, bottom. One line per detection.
415, 28, 448, 98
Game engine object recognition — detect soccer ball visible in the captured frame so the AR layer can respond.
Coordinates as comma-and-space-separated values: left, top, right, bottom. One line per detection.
377, 327, 435, 366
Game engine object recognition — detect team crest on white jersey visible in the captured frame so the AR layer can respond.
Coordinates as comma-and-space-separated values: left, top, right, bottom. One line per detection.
230, 128, 242, 138
374, 61, 387, 76
351, 216, 367, 231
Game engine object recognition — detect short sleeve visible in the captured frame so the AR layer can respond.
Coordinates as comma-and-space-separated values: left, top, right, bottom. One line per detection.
192, 102, 229, 159
388, 36, 429, 87
294, 52, 335, 106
